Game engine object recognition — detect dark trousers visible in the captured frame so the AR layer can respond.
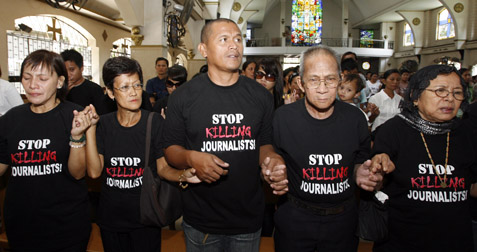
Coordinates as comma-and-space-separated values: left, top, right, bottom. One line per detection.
100, 227, 162, 252
274, 200, 358, 252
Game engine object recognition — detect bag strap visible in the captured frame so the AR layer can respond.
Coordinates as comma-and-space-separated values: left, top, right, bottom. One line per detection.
144, 112, 155, 169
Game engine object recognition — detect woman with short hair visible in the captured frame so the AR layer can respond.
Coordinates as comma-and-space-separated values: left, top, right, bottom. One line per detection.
84, 56, 198, 252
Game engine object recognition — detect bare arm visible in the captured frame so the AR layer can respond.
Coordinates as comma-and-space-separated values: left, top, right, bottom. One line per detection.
68, 109, 90, 179
156, 157, 200, 183
259, 144, 288, 195
0, 163, 8, 176
84, 105, 103, 178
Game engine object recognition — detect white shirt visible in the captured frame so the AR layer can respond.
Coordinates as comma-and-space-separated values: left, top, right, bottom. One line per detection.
366, 80, 382, 98
368, 89, 402, 131
0, 79, 23, 116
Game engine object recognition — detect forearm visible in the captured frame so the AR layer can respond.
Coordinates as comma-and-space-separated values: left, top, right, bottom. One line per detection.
85, 126, 103, 178
259, 144, 284, 165
164, 145, 194, 169
156, 157, 185, 182
68, 147, 86, 180
0, 163, 8, 176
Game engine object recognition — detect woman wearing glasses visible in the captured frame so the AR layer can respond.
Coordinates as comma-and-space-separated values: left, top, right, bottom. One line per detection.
255, 58, 284, 109
357, 64, 475, 251
83, 57, 198, 252
153, 64, 188, 117
368, 69, 402, 132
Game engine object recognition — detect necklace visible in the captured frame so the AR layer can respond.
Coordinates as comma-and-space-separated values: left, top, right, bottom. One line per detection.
420, 132, 450, 188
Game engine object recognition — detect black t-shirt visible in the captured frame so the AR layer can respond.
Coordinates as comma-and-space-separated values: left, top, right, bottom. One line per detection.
152, 96, 169, 113
372, 116, 477, 252
0, 102, 91, 251
162, 73, 274, 234
273, 99, 370, 206
67, 79, 107, 115
96, 110, 163, 231
463, 103, 477, 220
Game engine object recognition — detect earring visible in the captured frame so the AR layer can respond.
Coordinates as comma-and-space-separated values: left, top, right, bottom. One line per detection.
112, 97, 115, 101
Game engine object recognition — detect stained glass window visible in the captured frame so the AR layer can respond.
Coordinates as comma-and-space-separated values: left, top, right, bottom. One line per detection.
291, 0, 323, 46
403, 23, 414, 46
360, 30, 374, 48
437, 9, 455, 40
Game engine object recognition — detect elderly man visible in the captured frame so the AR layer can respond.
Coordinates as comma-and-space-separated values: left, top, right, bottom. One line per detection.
272, 46, 371, 252
162, 18, 287, 252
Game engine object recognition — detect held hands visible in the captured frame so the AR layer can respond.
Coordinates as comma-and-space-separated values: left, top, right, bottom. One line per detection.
261, 157, 288, 195
355, 153, 395, 191
182, 168, 201, 183
71, 109, 92, 139
70, 104, 100, 138
189, 151, 229, 183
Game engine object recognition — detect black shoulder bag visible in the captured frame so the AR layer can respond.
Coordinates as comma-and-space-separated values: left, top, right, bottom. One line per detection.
140, 112, 183, 227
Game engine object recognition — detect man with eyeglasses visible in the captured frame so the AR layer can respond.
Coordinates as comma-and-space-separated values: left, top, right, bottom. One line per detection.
272, 46, 371, 252
162, 18, 288, 252
153, 65, 187, 117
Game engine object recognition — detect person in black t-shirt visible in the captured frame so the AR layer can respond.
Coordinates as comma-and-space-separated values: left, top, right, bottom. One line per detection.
153, 64, 187, 118
272, 46, 371, 252
162, 19, 288, 252
83, 57, 198, 252
0, 50, 91, 251
357, 65, 476, 252
61, 49, 106, 115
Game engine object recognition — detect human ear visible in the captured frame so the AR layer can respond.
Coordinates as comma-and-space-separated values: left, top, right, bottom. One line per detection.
106, 88, 115, 100
354, 91, 361, 99
198, 43, 207, 58
57, 76, 65, 89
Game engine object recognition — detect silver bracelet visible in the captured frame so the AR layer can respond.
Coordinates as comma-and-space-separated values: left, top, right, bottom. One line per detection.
69, 141, 86, 148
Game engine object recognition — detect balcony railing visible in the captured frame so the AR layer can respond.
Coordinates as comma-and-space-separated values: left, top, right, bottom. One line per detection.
246, 37, 394, 50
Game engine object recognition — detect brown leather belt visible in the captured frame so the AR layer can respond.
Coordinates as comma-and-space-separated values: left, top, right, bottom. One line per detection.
288, 194, 351, 216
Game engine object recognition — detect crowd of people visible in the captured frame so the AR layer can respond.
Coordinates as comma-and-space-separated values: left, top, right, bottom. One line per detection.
0, 18, 476, 252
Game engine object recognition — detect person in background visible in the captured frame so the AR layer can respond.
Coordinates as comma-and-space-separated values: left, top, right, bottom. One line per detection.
153, 64, 188, 117
283, 66, 297, 95
366, 71, 372, 81
242, 60, 256, 79
273, 46, 371, 252
84, 56, 198, 252
366, 72, 382, 98
0, 49, 91, 251
368, 69, 402, 132
0, 65, 23, 116
397, 68, 410, 97
61, 49, 106, 115
460, 68, 474, 102
256, 58, 284, 109
146, 57, 169, 106
284, 72, 304, 104
162, 18, 287, 252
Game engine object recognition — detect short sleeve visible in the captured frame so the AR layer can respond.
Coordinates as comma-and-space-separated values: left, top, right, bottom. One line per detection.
371, 119, 399, 159
96, 119, 105, 155
152, 112, 164, 160
161, 91, 186, 149
257, 93, 274, 146
146, 79, 154, 94
0, 116, 9, 164
354, 111, 371, 164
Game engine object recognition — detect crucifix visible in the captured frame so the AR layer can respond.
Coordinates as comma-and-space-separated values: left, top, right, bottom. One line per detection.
47, 18, 62, 41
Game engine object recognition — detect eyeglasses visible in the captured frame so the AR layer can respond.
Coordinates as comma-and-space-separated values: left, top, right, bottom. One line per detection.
304, 76, 340, 89
255, 72, 276, 82
166, 80, 183, 88
114, 83, 143, 92
425, 88, 465, 101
